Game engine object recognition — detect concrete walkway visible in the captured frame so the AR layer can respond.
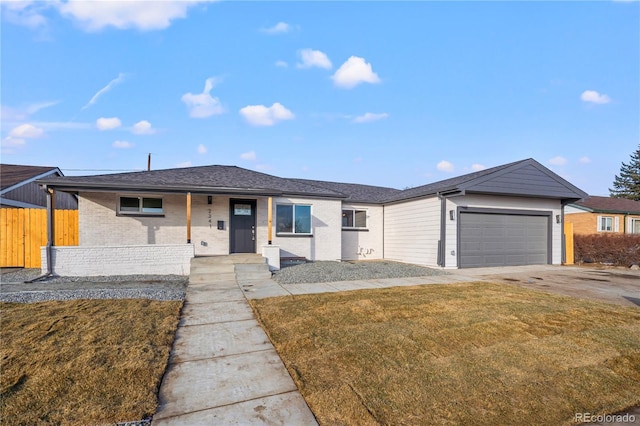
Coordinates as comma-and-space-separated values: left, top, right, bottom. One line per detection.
154, 260, 638, 424
153, 255, 318, 425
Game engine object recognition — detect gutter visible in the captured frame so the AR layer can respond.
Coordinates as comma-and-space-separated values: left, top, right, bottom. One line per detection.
25, 185, 55, 283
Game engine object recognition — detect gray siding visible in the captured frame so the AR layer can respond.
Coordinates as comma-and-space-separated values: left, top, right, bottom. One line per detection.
2, 182, 77, 209
467, 164, 580, 199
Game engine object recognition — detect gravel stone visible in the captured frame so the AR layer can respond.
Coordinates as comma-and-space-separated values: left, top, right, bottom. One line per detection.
272, 260, 447, 285
1, 268, 187, 303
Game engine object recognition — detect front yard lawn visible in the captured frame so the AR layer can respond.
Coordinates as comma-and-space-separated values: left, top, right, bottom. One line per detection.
250, 282, 640, 426
0, 299, 182, 425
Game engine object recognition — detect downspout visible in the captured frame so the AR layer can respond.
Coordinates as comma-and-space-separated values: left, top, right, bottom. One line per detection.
560, 201, 567, 264
25, 186, 55, 282
437, 192, 446, 267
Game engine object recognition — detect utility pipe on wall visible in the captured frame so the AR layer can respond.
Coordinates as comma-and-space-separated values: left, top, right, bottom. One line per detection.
268, 196, 273, 244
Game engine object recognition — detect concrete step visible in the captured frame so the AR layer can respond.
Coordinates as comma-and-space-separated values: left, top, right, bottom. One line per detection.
189, 272, 237, 283
235, 271, 272, 281
234, 262, 272, 281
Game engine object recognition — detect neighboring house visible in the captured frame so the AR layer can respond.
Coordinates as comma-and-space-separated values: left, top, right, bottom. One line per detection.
37, 158, 587, 275
1, 164, 77, 209
565, 196, 640, 235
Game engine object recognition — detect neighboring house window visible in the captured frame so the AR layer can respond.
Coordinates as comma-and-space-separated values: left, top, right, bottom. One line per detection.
597, 215, 618, 232
118, 196, 163, 215
276, 204, 312, 235
342, 209, 367, 229
631, 218, 640, 234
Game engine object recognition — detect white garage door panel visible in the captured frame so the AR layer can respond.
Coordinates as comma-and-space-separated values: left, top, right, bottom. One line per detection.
460, 213, 549, 268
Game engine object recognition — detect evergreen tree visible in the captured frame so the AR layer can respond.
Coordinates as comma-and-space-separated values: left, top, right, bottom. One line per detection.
610, 145, 640, 200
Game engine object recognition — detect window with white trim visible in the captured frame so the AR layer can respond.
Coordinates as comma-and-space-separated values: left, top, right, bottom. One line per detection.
118, 196, 164, 215
597, 215, 618, 232
276, 204, 312, 235
630, 218, 640, 234
342, 209, 367, 229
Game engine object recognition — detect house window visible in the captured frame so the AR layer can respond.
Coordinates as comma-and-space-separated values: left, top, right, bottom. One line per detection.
597, 216, 618, 232
276, 204, 311, 235
631, 218, 640, 234
118, 196, 163, 215
342, 209, 367, 229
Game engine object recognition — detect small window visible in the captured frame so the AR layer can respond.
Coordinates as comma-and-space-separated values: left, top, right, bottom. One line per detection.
118, 196, 163, 215
276, 204, 311, 235
342, 209, 367, 229
631, 218, 640, 234
597, 216, 616, 232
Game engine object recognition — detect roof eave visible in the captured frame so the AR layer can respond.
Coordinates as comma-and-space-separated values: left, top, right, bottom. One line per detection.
37, 180, 347, 199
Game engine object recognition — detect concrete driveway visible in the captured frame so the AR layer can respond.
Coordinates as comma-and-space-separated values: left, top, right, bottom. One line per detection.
461, 265, 640, 308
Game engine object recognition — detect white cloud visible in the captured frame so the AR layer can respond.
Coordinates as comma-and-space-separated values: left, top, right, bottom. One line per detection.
112, 140, 133, 149
176, 161, 193, 168
2, 123, 45, 148
57, 1, 213, 32
82, 73, 127, 110
1, 101, 60, 122
181, 77, 225, 118
239, 102, 294, 126
352, 112, 389, 124
437, 160, 454, 172
297, 49, 332, 70
332, 56, 380, 89
1, 1, 48, 29
549, 156, 567, 166
275, 60, 288, 68
261, 22, 291, 34
197, 144, 207, 154
96, 117, 122, 130
579, 156, 592, 164
132, 120, 156, 135
471, 163, 486, 171
9, 123, 45, 139
240, 151, 257, 161
580, 90, 611, 104
2, 1, 213, 32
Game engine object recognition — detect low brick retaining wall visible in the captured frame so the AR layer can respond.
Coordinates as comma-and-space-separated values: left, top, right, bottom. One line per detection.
41, 244, 194, 276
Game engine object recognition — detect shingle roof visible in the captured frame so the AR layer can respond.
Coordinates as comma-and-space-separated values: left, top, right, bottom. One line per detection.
1, 164, 60, 191
38, 165, 346, 198
383, 158, 587, 203
383, 159, 524, 202
290, 179, 401, 203
570, 196, 640, 214
37, 159, 588, 204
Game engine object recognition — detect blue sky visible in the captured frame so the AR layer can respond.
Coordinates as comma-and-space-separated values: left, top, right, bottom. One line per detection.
1, 1, 638, 196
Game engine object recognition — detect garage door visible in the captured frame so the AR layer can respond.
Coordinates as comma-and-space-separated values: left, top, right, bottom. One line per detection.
459, 212, 549, 268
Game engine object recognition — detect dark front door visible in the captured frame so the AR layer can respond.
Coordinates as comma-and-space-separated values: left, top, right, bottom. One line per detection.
230, 199, 256, 253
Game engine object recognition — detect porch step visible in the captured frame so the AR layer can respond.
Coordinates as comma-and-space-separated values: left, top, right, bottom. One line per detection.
189, 254, 271, 283
234, 263, 272, 281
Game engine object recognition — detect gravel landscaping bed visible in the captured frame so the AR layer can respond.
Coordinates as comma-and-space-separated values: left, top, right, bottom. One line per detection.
1, 268, 187, 303
272, 260, 447, 285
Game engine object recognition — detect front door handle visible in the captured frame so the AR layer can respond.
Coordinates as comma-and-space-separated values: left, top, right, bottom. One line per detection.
251, 226, 255, 241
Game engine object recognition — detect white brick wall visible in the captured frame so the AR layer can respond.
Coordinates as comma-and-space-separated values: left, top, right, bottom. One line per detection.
268, 197, 342, 261
341, 204, 384, 260
79, 192, 230, 256
42, 244, 194, 276
79, 192, 343, 262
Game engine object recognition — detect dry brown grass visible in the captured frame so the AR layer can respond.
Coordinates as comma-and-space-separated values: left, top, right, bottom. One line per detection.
1, 299, 182, 425
250, 282, 640, 426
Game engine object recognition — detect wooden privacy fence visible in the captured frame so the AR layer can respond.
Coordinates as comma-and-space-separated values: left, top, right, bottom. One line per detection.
0, 208, 78, 268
